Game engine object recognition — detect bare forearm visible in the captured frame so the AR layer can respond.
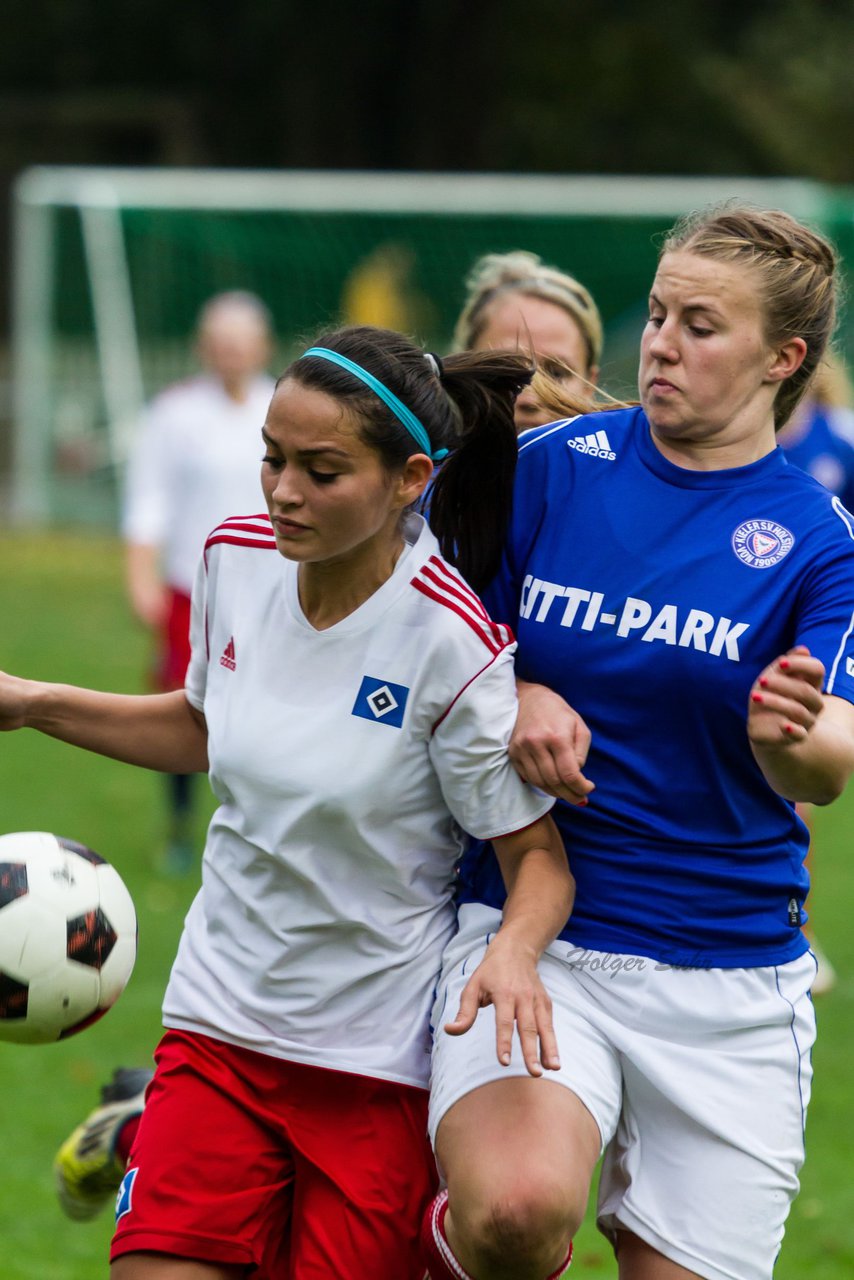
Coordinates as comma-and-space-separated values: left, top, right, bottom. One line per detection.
11, 678, 208, 774
493, 817, 574, 958
752, 717, 854, 804
449, 815, 572, 1075
747, 657, 854, 805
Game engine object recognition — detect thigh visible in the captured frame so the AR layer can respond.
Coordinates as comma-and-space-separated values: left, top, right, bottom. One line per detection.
284, 1068, 437, 1280
616, 1231, 704, 1279
598, 955, 817, 1280
111, 1031, 295, 1274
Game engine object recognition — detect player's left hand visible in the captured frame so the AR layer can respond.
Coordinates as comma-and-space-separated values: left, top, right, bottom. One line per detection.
444, 934, 559, 1078
747, 645, 826, 747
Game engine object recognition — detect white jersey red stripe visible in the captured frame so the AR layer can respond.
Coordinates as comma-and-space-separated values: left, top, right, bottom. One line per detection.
424, 556, 492, 620
164, 512, 551, 1090
412, 559, 514, 655
204, 514, 277, 562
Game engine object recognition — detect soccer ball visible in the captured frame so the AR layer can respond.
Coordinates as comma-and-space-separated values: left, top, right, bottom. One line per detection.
0, 832, 137, 1045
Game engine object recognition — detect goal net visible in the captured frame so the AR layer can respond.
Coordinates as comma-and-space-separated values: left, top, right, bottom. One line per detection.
9, 167, 851, 525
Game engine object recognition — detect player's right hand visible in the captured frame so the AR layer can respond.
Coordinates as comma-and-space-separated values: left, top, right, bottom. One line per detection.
510, 681, 595, 805
444, 932, 559, 1078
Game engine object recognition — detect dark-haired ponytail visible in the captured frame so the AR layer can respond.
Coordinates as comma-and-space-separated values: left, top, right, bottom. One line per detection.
426, 350, 533, 592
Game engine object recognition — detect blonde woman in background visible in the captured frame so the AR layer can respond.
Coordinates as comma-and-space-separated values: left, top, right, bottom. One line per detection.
454, 250, 604, 429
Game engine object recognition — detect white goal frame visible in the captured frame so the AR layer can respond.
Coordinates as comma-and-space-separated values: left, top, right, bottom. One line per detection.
9, 165, 829, 523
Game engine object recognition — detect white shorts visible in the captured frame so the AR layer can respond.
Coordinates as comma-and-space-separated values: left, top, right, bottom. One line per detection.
429, 903, 817, 1280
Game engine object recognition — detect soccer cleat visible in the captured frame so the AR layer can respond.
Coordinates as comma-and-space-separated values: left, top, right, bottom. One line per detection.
53, 1066, 151, 1220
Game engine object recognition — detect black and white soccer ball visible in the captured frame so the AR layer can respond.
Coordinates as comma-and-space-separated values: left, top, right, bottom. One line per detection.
0, 832, 137, 1044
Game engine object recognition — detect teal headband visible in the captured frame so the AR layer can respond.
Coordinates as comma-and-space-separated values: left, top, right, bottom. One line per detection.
302, 347, 449, 461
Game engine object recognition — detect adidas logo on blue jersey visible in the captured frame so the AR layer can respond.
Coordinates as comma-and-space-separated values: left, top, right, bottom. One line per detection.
567, 429, 616, 460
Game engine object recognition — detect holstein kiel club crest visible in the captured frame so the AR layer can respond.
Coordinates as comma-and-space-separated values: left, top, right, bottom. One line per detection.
731, 519, 795, 569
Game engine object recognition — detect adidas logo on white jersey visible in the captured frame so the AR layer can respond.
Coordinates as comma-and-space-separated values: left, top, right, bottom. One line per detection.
219, 637, 236, 671
567, 429, 616, 461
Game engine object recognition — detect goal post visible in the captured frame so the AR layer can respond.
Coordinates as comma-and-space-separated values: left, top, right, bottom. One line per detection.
8, 165, 850, 526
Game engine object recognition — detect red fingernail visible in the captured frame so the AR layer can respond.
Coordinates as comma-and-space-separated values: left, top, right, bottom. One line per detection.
575, 798, 589, 807
780, 659, 790, 670
784, 723, 795, 734
759, 677, 769, 688
751, 693, 763, 703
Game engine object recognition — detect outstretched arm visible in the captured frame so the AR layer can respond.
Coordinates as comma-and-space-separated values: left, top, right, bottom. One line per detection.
444, 812, 573, 1078
748, 646, 854, 804
0, 673, 208, 775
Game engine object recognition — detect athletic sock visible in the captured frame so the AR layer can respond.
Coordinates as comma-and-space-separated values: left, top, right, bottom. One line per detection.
545, 1242, 573, 1277
421, 1189, 573, 1279
422, 1191, 476, 1279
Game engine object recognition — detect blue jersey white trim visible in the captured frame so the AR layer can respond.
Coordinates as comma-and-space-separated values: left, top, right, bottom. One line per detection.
461, 406, 854, 968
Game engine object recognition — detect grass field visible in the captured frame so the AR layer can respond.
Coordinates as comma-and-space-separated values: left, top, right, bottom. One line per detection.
0, 530, 852, 1278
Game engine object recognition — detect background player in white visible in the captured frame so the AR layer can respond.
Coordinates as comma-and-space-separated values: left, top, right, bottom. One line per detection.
0, 325, 573, 1279
123, 290, 275, 871
422, 207, 854, 1280
454, 249, 604, 429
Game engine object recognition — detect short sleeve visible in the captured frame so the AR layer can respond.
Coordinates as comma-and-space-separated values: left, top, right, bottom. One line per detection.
428, 645, 553, 839
796, 500, 854, 705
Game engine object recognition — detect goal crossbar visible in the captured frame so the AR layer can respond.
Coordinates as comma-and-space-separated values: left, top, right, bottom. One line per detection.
7, 166, 838, 525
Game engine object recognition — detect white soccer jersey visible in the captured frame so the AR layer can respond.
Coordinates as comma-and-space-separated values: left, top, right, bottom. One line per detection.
122, 373, 276, 594
161, 513, 552, 1088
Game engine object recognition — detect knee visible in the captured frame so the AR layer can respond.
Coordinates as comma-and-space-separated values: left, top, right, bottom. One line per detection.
450, 1176, 580, 1277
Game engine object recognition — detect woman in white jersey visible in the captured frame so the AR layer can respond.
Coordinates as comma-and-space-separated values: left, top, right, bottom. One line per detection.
422, 208, 854, 1280
0, 326, 573, 1280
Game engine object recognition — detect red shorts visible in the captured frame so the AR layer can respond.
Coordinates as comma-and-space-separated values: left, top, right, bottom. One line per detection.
154, 588, 192, 692
111, 1029, 437, 1278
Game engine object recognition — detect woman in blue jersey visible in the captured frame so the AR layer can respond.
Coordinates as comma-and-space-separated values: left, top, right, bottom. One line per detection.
423, 207, 854, 1280
0, 327, 574, 1280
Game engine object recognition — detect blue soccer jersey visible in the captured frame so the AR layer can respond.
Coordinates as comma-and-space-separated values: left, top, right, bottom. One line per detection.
461, 406, 854, 966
